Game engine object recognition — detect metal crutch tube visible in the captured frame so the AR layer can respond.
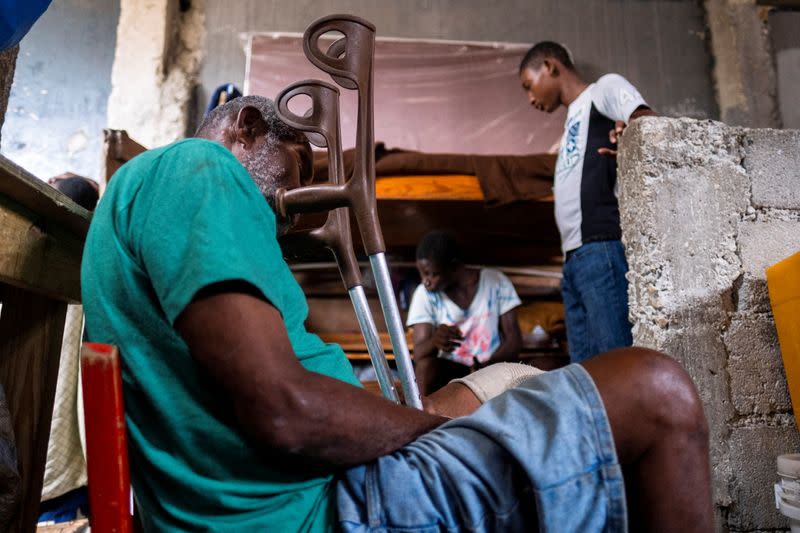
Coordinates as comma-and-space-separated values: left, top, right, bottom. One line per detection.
302, 15, 422, 409
275, 80, 399, 403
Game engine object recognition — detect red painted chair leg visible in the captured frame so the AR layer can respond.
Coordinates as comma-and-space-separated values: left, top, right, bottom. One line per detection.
81, 343, 133, 533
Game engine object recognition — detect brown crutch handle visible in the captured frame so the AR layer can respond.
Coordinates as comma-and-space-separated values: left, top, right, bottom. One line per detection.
275, 80, 361, 289
302, 15, 375, 91
301, 14, 385, 255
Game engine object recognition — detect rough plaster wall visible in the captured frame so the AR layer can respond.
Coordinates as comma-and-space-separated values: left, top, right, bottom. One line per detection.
0, 46, 18, 144
0, 0, 118, 181
619, 117, 800, 531
198, 0, 717, 130
705, 0, 781, 128
107, 0, 204, 148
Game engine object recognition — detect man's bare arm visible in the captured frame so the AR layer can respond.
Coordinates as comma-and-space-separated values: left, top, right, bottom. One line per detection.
175, 284, 446, 467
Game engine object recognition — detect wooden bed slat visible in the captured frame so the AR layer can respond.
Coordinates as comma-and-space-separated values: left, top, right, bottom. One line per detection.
376, 174, 484, 200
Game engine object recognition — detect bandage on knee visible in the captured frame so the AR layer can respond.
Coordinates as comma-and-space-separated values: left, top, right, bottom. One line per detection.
450, 363, 546, 403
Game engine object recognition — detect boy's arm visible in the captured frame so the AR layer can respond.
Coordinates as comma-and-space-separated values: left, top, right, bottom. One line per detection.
412, 322, 463, 395
598, 106, 658, 157
478, 309, 522, 368
594, 74, 656, 157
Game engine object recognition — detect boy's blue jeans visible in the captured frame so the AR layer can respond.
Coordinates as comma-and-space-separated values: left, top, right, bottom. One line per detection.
561, 240, 633, 363
336, 364, 627, 532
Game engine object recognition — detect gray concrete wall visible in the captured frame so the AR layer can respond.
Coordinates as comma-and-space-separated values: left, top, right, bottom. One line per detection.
0, 0, 120, 181
705, 0, 781, 129
198, 0, 718, 130
770, 10, 800, 130
618, 116, 800, 532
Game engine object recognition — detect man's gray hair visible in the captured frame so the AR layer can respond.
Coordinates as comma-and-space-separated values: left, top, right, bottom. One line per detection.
195, 95, 304, 144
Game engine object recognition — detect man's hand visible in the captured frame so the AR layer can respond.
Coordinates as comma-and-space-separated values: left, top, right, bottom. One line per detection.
597, 120, 626, 158
597, 107, 658, 158
431, 324, 464, 352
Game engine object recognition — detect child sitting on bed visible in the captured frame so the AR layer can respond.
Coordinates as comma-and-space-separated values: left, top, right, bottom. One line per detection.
407, 231, 523, 394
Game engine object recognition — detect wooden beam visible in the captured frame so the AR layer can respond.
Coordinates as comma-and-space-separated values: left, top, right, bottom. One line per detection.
0, 195, 85, 303
0, 284, 67, 532
0, 156, 90, 238
756, 0, 800, 7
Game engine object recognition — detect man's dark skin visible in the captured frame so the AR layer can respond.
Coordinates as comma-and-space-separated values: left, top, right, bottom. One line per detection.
412, 257, 522, 394
175, 104, 712, 531
519, 56, 658, 154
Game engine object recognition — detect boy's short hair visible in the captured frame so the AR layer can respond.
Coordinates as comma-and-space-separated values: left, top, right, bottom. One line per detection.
416, 230, 462, 267
519, 41, 575, 73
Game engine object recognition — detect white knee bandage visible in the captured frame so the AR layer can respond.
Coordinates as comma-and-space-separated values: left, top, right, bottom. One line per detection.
450, 363, 546, 403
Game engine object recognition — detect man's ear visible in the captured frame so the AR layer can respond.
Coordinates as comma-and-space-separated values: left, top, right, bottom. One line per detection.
543, 58, 559, 78
233, 105, 268, 148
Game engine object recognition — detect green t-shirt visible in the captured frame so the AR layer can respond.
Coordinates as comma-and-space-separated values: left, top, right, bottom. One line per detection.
81, 138, 361, 532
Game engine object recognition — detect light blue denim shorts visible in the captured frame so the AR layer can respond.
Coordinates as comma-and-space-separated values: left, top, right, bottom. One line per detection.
336, 364, 627, 532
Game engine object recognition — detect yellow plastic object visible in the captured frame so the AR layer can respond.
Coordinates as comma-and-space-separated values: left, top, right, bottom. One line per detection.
767, 251, 800, 429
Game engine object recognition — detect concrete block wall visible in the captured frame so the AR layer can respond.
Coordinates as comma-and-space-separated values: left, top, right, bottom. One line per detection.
618, 117, 800, 532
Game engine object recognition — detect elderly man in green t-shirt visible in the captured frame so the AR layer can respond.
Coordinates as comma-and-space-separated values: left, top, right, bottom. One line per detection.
81, 95, 713, 532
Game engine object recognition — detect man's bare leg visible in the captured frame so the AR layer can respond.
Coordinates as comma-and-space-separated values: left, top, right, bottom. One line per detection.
581, 348, 712, 533
425, 347, 713, 532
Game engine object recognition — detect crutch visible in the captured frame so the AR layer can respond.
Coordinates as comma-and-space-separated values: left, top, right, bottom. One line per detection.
276, 79, 399, 403
275, 15, 423, 409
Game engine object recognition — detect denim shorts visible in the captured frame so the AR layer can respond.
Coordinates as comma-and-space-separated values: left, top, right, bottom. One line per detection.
336, 364, 627, 532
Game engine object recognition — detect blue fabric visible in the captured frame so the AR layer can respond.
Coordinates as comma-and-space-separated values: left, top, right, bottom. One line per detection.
561, 240, 633, 363
0, 0, 52, 50
204, 83, 242, 117
38, 486, 88, 525
336, 364, 627, 532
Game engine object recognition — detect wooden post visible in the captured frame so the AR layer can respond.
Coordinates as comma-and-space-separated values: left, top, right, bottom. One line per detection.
0, 286, 67, 532
0, 155, 90, 532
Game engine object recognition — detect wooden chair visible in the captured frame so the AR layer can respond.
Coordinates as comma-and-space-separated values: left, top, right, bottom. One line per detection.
80, 343, 133, 533
101, 129, 146, 189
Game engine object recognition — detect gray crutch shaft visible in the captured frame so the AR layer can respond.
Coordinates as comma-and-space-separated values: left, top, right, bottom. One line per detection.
348, 286, 400, 403
369, 253, 423, 409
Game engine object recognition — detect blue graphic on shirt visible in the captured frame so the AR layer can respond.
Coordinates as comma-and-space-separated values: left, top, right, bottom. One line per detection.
556, 116, 581, 179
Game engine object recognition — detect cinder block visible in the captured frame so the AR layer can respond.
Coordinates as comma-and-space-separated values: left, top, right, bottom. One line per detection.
661, 321, 735, 512
728, 425, 800, 530
725, 313, 791, 415
739, 220, 800, 279
745, 129, 800, 209
737, 220, 800, 314
619, 118, 749, 328
618, 118, 800, 532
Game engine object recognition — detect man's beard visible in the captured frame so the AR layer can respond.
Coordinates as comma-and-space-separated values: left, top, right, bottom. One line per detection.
239, 143, 295, 237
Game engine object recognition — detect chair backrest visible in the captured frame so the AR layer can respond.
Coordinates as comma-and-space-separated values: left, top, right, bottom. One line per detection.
101, 129, 147, 190
81, 342, 133, 533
